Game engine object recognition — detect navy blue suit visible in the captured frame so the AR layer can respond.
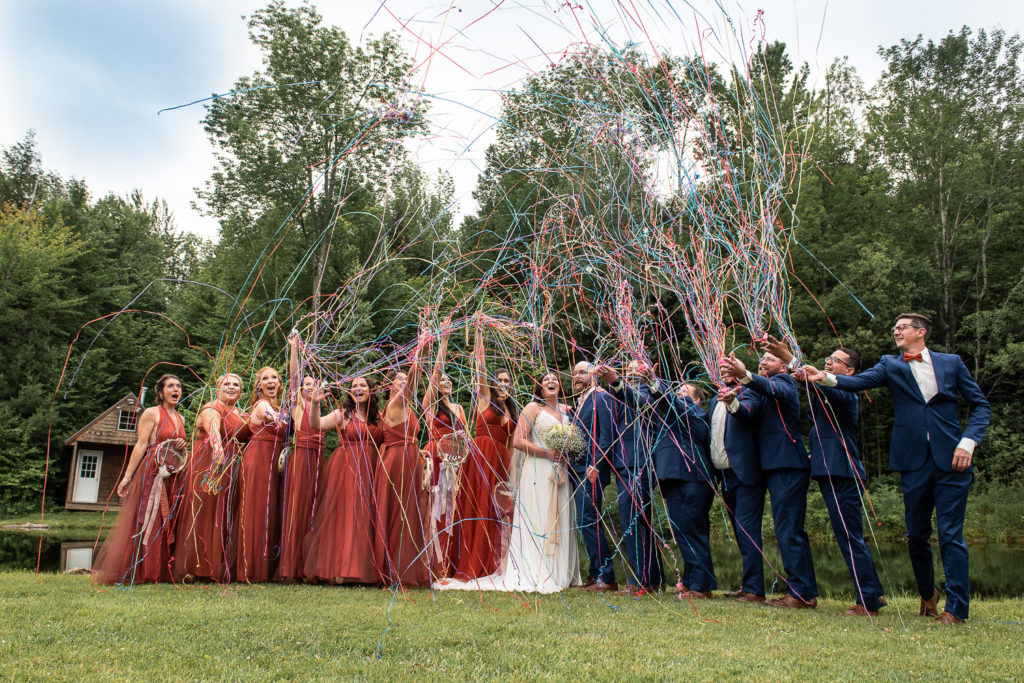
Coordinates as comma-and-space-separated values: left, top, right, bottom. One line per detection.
570, 388, 617, 584
650, 387, 717, 592
608, 382, 661, 588
807, 384, 884, 610
743, 371, 817, 602
708, 389, 765, 596
832, 351, 990, 619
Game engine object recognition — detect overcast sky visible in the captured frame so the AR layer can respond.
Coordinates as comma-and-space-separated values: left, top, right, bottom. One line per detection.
1, 0, 1022, 239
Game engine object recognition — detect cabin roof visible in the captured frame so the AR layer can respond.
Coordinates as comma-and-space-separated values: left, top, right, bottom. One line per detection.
64, 393, 140, 446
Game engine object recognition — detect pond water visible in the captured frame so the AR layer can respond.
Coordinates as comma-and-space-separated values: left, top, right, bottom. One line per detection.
2, 529, 1023, 598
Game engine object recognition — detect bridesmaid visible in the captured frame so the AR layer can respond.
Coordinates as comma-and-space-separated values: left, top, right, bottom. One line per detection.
302, 377, 383, 584
234, 366, 286, 583
454, 318, 518, 579
373, 342, 432, 587
421, 326, 468, 578
277, 334, 325, 582
94, 374, 187, 585
174, 373, 248, 582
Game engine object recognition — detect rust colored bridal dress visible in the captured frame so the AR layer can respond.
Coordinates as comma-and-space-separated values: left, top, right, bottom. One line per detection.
94, 405, 186, 585
174, 402, 247, 582
373, 413, 431, 587
302, 415, 382, 584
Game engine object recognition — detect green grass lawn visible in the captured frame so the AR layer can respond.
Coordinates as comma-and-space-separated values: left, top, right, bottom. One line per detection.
2, 572, 1021, 680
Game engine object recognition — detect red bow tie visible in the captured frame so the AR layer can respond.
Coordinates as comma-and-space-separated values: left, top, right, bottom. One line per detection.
903, 352, 924, 363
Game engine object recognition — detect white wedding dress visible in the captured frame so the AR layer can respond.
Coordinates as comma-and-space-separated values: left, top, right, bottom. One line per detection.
433, 408, 581, 593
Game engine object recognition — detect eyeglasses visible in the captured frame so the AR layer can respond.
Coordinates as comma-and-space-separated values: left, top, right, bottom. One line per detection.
824, 355, 851, 368
891, 323, 921, 334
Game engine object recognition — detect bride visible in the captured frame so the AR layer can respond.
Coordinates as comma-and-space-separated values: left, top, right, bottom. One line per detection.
434, 371, 580, 593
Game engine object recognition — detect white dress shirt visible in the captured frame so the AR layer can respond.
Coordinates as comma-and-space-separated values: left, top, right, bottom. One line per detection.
822, 348, 976, 454
710, 400, 731, 470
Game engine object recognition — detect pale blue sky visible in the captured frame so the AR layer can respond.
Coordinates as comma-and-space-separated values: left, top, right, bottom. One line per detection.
2, 1, 1022, 238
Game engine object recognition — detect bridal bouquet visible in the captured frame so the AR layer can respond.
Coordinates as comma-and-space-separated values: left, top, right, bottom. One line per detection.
540, 423, 586, 464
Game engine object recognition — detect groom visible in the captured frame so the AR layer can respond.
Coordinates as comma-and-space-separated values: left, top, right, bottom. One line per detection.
569, 361, 618, 591
805, 313, 990, 623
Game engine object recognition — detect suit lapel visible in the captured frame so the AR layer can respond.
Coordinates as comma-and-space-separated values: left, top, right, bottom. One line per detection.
930, 351, 945, 401
893, 354, 926, 403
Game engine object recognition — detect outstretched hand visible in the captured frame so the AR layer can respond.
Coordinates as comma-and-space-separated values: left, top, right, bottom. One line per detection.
595, 365, 619, 385
718, 353, 747, 380
801, 365, 826, 383
758, 335, 794, 364
717, 386, 738, 404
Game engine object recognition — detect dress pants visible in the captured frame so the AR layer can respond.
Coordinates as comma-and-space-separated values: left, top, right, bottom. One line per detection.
816, 475, 884, 610
569, 464, 615, 584
764, 467, 817, 601
721, 468, 766, 596
661, 478, 717, 592
613, 465, 659, 588
900, 457, 973, 619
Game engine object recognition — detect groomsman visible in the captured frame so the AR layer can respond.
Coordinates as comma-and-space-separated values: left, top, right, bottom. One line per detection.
597, 361, 661, 594
569, 361, 618, 592
708, 378, 765, 602
762, 338, 885, 615
721, 352, 818, 608
648, 381, 717, 598
805, 313, 990, 624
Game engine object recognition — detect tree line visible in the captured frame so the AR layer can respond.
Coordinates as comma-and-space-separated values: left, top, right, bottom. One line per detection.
1, 2, 1021, 512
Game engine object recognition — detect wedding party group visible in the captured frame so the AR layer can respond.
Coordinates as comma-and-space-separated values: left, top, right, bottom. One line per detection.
93, 311, 989, 625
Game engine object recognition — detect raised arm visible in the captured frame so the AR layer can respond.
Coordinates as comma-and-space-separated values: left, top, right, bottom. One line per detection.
116, 407, 159, 498
473, 316, 491, 407
287, 333, 300, 398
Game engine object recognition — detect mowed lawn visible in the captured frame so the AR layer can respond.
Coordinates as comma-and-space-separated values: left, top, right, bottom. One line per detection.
1, 572, 1021, 680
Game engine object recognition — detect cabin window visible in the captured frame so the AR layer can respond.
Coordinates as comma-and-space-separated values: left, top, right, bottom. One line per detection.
79, 453, 98, 479
117, 409, 137, 431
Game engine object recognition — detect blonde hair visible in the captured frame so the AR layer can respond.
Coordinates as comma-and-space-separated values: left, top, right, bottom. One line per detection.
251, 366, 282, 411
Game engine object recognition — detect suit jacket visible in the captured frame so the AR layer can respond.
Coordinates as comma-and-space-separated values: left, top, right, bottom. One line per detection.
807, 385, 865, 480
743, 371, 808, 471
832, 351, 991, 472
649, 388, 713, 483
707, 388, 762, 486
608, 382, 653, 471
571, 388, 619, 475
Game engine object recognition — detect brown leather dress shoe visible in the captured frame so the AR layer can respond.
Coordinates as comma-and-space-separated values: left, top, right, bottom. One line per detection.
920, 588, 940, 618
680, 589, 712, 599
577, 577, 597, 589
722, 589, 744, 598
934, 611, 965, 625
840, 604, 878, 616
583, 581, 619, 592
767, 594, 817, 609
614, 585, 646, 596
735, 592, 766, 603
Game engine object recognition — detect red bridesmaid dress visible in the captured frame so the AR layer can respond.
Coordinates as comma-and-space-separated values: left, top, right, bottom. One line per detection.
174, 402, 247, 582
276, 406, 323, 582
454, 404, 515, 579
233, 412, 285, 582
302, 415, 382, 584
424, 410, 462, 577
373, 413, 430, 587
94, 405, 186, 585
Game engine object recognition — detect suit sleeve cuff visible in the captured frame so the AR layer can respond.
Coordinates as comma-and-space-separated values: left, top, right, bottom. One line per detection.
786, 357, 802, 371
821, 372, 838, 388
957, 438, 977, 455
649, 379, 660, 394
738, 371, 752, 385
726, 400, 740, 414
611, 380, 623, 392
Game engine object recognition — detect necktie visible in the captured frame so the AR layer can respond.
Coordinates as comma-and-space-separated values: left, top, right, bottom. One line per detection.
903, 352, 923, 363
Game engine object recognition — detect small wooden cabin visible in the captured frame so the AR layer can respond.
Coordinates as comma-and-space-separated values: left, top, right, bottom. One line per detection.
64, 393, 141, 511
